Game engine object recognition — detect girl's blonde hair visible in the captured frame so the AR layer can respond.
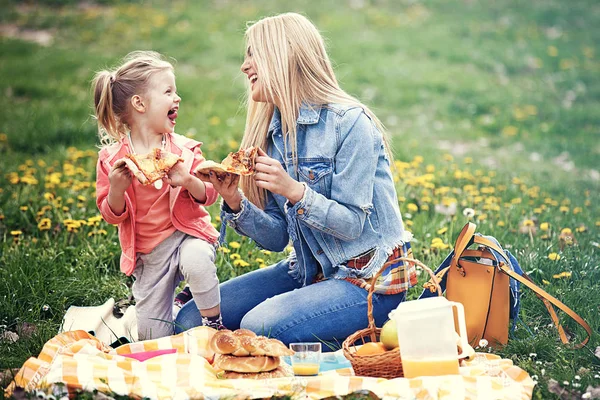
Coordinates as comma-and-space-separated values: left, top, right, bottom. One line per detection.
92, 51, 174, 146
239, 12, 391, 208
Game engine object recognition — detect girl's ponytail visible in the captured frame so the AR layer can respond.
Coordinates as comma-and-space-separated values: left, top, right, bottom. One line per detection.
92, 70, 120, 146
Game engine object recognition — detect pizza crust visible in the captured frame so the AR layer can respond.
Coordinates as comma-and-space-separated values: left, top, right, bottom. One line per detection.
195, 146, 259, 177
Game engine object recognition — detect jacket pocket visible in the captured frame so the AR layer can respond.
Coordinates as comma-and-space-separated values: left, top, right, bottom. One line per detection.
297, 159, 333, 194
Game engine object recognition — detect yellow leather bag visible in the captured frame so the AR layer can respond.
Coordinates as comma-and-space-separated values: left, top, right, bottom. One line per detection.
423, 222, 591, 348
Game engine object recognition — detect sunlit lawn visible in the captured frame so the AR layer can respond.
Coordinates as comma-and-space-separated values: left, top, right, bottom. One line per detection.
0, 1, 598, 399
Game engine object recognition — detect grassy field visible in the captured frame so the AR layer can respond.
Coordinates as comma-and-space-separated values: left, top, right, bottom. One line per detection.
0, 0, 599, 398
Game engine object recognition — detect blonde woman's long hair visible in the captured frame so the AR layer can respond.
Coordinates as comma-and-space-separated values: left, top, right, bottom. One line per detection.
239, 12, 391, 208
92, 51, 174, 146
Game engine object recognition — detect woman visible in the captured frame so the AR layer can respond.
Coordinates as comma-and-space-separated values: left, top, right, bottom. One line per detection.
176, 12, 416, 348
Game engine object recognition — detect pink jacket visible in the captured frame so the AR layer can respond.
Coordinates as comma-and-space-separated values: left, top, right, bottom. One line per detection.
96, 133, 219, 276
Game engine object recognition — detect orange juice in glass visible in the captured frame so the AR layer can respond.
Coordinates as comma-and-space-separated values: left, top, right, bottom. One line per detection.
290, 343, 321, 376
402, 357, 459, 378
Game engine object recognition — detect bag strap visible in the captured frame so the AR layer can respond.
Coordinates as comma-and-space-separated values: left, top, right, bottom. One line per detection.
449, 222, 477, 276
475, 235, 592, 349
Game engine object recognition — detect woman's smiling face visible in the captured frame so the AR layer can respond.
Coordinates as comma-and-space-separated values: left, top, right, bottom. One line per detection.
241, 47, 268, 103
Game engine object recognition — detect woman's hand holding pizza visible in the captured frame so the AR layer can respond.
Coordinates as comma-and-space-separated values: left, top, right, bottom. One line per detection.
254, 148, 305, 205
196, 169, 242, 212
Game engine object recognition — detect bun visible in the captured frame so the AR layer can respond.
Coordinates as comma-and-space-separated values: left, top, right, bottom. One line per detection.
209, 330, 294, 357
219, 364, 294, 380
213, 354, 280, 373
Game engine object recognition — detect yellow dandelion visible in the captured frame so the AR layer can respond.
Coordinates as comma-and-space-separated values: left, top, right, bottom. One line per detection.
437, 227, 448, 235
261, 250, 272, 256
405, 220, 413, 227
502, 126, 518, 136
430, 238, 449, 250
540, 222, 549, 231
573, 207, 582, 215
407, 203, 418, 213
547, 46, 558, 57
20, 206, 28, 211
228, 139, 239, 149
548, 253, 561, 261
38, 218, 52, 231
523, 219, 535, 227
542, 279, 550, 285
10, 230, 22, 236
0, 133, 7, 142
497, 221, 505, 227
230, 253, 241, 260
553, 271, 571, 279
575, 225, 586, 233
43, 192, 55, 201
229, 241, 241, 249
209, 116, 221, 126
560, 228, 572, 235
559, 206, 569, 213
255, 258, 264, 264
218, 247, 231, 254
259, 263, 267, 269
559, 59, 575, 70
596, 221, 600, 227
285, 245, 293, 253
233, 259, 250, 267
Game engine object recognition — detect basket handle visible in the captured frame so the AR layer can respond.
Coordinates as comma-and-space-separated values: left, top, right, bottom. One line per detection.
365, 257, 442, 340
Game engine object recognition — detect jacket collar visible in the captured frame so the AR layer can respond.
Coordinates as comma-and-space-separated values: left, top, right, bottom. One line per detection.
268, 103, 322, 133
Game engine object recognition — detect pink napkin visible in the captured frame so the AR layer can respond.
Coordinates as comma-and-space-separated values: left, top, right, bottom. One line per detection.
121, 348, 177, 362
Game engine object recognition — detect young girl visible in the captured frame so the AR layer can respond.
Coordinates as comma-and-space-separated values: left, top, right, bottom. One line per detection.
93, 51, 223, 340
176, 14, 417, 347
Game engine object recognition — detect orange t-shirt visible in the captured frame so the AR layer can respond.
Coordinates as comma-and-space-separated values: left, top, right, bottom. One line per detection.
133, 180, 177, 254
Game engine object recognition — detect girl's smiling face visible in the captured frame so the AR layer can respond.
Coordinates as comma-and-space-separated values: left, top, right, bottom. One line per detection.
143, 70, 181, 134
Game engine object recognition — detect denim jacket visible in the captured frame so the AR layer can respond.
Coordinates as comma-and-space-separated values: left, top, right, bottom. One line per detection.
220, 104, 410, 286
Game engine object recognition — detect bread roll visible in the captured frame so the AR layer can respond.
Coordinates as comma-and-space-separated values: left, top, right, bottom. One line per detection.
209, 329, 294, 357
213, 354, 280, 373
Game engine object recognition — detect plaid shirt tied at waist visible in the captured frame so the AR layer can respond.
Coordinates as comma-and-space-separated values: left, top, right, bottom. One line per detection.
344, 242, 418, 295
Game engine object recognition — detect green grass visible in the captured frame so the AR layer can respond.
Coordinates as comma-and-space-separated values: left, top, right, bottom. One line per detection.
0, 0, 599, 398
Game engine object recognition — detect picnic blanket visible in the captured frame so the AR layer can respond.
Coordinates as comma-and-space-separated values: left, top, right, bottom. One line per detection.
5, 327, 535, 399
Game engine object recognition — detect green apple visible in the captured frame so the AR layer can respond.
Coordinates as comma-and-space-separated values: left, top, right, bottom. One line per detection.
380, 319, 399, 350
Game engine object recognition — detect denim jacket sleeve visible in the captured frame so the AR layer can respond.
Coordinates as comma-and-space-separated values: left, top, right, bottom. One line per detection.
219, 190, 290, 252
286, 108, 380, 241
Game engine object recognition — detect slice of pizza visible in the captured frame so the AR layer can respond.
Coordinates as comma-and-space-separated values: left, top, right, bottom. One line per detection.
195, 146, 259, 177
119, 148, 183, 185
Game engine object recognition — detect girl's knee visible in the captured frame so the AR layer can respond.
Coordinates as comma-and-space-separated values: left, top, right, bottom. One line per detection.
180, 239, 216, 272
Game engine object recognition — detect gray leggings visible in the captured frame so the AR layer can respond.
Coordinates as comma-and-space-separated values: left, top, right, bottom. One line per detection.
132, 230, 218, 340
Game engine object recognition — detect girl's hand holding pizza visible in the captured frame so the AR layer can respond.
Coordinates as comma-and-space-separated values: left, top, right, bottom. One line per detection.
109, 161, 133, 194
165, 161, 189, 188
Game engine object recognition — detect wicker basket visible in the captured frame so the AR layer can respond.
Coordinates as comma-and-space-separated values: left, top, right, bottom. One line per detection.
342, 257, 441, 379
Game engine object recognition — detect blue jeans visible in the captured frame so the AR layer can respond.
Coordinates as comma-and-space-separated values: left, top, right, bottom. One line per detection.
174, 259, 406, 351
